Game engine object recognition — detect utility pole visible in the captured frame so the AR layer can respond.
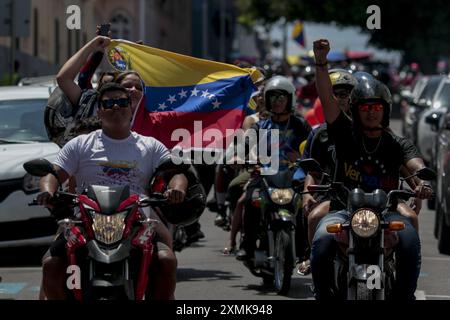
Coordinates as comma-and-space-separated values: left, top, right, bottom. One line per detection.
282, 18, 287, 63
9, 0, 16, 85
202, 0, 208, 59
219, 0, 226, 62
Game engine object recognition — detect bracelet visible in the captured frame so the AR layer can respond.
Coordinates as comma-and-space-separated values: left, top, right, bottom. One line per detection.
315, 61, 328, 67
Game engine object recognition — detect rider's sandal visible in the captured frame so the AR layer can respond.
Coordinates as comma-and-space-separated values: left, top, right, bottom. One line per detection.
221, 246, 236, 256
297, 259, 311, 276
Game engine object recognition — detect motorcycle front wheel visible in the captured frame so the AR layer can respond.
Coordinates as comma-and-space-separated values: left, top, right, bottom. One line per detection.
273, 229, 294, 295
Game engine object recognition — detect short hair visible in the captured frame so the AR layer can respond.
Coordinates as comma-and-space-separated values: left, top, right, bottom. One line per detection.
97, 82, 130, 101
115, 71, 142, 85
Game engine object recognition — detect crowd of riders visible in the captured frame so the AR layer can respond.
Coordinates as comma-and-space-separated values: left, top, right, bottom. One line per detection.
36, 27, 434, 300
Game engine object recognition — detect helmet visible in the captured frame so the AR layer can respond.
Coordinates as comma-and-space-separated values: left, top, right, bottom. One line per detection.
149, 160, 206, 226
264, 76, 296, 112
328, 69, 357, 90
350, 75, 392, 128
352, 71, 375, 82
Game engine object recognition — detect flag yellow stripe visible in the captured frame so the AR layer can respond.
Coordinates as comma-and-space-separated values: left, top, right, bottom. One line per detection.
108, 40, 260, 87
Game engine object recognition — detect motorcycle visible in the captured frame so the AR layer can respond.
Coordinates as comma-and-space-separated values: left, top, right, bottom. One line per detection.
300, 158, 436, 300
240, 161, 305, 295
24, 158, 170, 300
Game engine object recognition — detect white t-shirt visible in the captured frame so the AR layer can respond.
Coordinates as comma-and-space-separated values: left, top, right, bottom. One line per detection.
54, 130, 170, 197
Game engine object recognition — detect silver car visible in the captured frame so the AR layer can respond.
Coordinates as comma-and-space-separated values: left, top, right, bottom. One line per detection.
0, 85, 60, 248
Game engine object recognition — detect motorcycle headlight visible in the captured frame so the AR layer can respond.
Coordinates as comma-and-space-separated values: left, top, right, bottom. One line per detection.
91, 211, 127, 244
23, 173, 41, 194
270, 188, 294, 205
351, 209, 380, 238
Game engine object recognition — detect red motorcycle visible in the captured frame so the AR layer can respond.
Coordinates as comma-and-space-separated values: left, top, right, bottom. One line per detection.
24, 158, 168, 300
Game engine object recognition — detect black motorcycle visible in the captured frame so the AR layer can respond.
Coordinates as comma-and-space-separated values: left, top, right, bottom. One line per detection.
240, 162, 305, 295
300, 158, 436, 300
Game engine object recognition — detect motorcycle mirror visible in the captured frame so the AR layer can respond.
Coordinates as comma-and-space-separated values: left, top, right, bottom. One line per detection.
23, 158, 57, 177
416, 167, 436, 181
299, 158, 324, 174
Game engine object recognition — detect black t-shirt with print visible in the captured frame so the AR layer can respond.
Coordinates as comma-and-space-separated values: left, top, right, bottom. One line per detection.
327, 112, 420, 194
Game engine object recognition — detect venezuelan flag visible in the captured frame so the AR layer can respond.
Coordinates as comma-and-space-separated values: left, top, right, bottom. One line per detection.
292, 20, 306, 47
107, 40, 261, 150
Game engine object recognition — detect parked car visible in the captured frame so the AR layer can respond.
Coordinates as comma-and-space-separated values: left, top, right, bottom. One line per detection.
0, 85, 60, 248
432, 106, 450, 255
402, 75, 445, 145
418, 78, 450, 164
400, 76, 427, 134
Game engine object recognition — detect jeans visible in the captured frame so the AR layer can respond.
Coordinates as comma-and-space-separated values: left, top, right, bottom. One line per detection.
310, 210, 421, 300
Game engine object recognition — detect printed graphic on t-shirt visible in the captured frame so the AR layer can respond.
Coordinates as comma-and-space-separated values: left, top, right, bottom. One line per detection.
97, 160, 141, 186
344, 154, 398, 191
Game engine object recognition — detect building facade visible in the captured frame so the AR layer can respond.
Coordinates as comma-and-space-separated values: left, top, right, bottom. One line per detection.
0, 0, 194, 80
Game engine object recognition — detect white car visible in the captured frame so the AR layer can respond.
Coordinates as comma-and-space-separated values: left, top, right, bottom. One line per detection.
417, 78, 450, 165
0, 85, 60, 248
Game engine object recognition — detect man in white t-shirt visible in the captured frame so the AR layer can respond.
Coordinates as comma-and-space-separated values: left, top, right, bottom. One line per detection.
37, 82, 187, 300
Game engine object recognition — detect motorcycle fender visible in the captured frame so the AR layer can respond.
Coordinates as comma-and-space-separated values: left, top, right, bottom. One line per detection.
349, 264, 376, 282
277, 209, 294, 222
87, 238, 132, 264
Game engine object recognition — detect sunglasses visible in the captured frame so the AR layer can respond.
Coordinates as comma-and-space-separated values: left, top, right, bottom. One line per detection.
100, 98, 130, 110
269, 93, 288, 103
358, 103, 384, 112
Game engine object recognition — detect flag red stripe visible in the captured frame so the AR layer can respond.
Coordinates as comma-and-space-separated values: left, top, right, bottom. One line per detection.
132, 106, 246, 149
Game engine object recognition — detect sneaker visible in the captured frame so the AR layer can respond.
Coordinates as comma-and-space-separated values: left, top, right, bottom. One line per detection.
235, 249, 248, 261
297, 259, 311, 276
187, 230, 205, 243
214, 214, 226, 227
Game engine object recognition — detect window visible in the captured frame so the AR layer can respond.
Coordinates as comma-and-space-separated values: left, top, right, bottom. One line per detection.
110, 12, 132, 40
67, 29, 72, 59
54, 19, 60, 65
33, 8, 38, 56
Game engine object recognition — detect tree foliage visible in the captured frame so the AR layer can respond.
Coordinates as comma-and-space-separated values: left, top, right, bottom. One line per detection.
236, 0, 450, 71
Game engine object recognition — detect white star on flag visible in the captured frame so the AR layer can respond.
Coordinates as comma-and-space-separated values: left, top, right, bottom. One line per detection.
208, 93, 216, 100
201, 89, 210, 98
158, 102, 168, 110
212, 100, 222, 109
167, 95, 177, 104
191, 88, 199, 96
178, 89, 188, 98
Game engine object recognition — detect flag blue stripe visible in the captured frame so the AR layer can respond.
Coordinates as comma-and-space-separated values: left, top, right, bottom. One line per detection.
144, 75, 256, 113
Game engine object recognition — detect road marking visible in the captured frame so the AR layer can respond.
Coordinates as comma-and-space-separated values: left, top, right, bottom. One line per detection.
0, 267, 41, 271
425, 295, 450, 300
415, 290, 426, 300
0, 283, 27, 295
422, 256, 450, 262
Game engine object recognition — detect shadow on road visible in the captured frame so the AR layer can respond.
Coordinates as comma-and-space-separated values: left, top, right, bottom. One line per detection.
0, 246, 47, 267
177, 267, 241, 282
232, 277, 314, 300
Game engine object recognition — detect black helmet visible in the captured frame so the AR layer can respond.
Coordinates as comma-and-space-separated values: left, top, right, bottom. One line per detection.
350, 75, 392, 128
160, 182, 206, 226
149, 159, 206, 226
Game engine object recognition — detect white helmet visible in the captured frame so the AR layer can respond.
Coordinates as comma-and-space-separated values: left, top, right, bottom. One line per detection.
264, 76, 296, 112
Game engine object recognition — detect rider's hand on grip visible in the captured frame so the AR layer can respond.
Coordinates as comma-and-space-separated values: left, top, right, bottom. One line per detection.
36, 191, 55, 209
165, 188, 186, 204
414, 183, 434, 200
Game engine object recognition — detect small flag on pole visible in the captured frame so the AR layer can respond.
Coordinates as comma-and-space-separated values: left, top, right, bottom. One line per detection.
292, 20, 306, 47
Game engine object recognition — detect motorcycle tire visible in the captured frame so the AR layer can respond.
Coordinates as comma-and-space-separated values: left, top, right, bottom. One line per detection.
273, 229, 293, 295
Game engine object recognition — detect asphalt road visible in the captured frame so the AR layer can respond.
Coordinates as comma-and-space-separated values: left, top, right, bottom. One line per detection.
1, 120, 449, 300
